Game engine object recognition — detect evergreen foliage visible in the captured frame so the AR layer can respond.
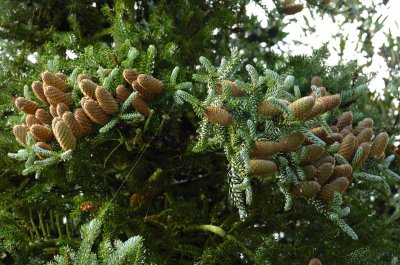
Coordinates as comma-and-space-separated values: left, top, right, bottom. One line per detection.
0, 1, 399, 264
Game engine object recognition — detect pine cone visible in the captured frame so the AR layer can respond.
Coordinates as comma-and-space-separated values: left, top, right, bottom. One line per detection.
325, 133, 343, 145
13, 124, 28, 146
340, 127, 352, 137
310, 76, 323, 87
34, 142, 52, 159
83, 99, 110, 125
356, 128, 373, 146
35, 109, 53, 125
336, 112, 353, 130
77, 74, 89, 83
282, 3, 303, 15
352, 142, 371, 169
204, 105, 234, 126
354, 118, 373, 135
250, 159, 277, 176
56, 103, 70, 117
289, 96, 315, 120
330, 126, 339, 133
30, 124, 54, 142
215, 80, 245, 97
132, 80, 155, 100
338, 134, 356, 161
55, 72, 68, 82
303, 165, 316, 180
116, 85, 131, 103
137, 74, 164, 94
62, 111, 82, 138
315, 163, 334, 185
251, 141, 281, 158
53, 120, 76, 150
316, 95, 341, 112
300, 144, 325, 164
41, 71, 69, 92
15, 97, 39, 115
369, 132, 388, 160
131, 95, 151, 117
319, 177, 349, 202
305, 101, 325, 119
31, 81, 49, 105
291, 181, 320, 198
75, 108, 93, 135
43, 86, 72, 106
313, 156, 335, 167
49, 105, 58, 117
280, 132, 305, 152
78, 79, 97, 100
309, 258, 322, 265
257, 99, 288, 117
26, 114, 42, 128
123, 69, 139, 84
310, 127, 327, 141
330, 164, 353, 181
95, 86, 119, 115
52, 117, 63, 129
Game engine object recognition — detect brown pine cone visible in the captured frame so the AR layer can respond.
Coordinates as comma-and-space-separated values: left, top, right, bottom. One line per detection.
13, 124, 28, 146
354, 118, 373, 135
55, 72, 68, 82
204, 105, 234, 126
35, 109, 53, 125
291, 181, 320, 198
34, 142, 53, 159
369, 132, 389, 160
289, 96, 315, 120
215, 80, 245, 97
49, 105, 58, 117
78, 79, 97, 100
116, 85, 131, 103
338, 134, 356, 161
137, 74, 164, 94
251, 141, 281, 158
132, 95, 151, 117
83, 99, 110, 125
62, 111, 82, 138
325, 133, 343, 145
300, 144, 325, 164
132, 80, 155, 100
43, 86, 72, 106
280, 132, 305, 152
77, 73, 89, 83
56, 103, 70, 117
31, 81, 49, 105
305, 101, 326, 120
309, 258, 322, 265
316, 95, 341, 112
53, 120, 76, 150
319, 177, 349, 202
123, 69, 139, 84
310, 76, 323, 87
303, 165, 316, 180
315, 163, 334, 186
340, 127, 352, 137
15, 97, 39, 115
336, 112, 353, 130
74, 108, 93, 135
52, 117, 63, 129
26, 114, 42, 128
310, 127, 328, 141
30, 124, 54, 142
352, 142, 371, 169
95, 87, 119, 115
282, 3, 303, 15
356, 128, 373, 146
250, 159, 277, 176
330, 164, 353, 181
41, 71, 69, 92
257, 99, 288, 117
313, 156, 335, 167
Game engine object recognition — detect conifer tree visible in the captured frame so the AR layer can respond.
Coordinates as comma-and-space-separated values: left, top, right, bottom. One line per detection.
0, 1, 399, 264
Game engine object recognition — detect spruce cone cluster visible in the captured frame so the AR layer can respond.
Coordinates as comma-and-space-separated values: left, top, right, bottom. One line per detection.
12, 69, 164, 159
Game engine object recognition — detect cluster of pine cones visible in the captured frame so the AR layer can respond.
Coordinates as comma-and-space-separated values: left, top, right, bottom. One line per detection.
12, 69, 163, 158
203, 76, 389, 204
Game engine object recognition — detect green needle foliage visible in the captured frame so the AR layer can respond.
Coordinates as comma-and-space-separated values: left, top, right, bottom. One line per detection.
0, 1, 399, 265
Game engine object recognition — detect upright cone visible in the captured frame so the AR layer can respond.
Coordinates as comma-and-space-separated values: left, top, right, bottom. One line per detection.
62, 111, 82, 138
204, 105, 234, 126
338, 134, 356, 161
310, 76, 322, 87
116, 85, 131, 103
95, 87, 119, 115
75, 108, 92, 135
291, 181, 321, 198
41, 71, 69, 92
250, 159, 277, 176
215, 80, 245, 97
315, 163, 334, 185
251, 141, 281, 158
289, 96, 315, 120
32, 81, 49, 105
137, 74, 164, 94
79, 79, 97, 100
13, 124, 28, 146
15, 97, 39, 115
354, 118, 373, 135
316, 95, 341, 112
43, 86, 72, 106
56, 103, 70, 117
26, 114, 42, 128
53, 120, 76, 150
352, 142, 371, 169
132, 95, 151, 117
35, 109, 53, 125
132, 80, 155, 100
336, 112, 353, 129
83, 99, 110, 125
369, 132, 388, 160
30, 124, 54, 142
123, 69, 139, 84
280, 132, 305, 152
319, 177, 349, 202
